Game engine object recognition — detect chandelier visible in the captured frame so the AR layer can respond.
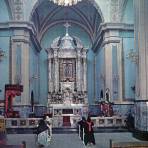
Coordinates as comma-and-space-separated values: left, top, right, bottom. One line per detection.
49, 0, 82, 6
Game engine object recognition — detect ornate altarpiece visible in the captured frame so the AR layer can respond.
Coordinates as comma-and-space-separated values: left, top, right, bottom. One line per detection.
46, 24, 88, 127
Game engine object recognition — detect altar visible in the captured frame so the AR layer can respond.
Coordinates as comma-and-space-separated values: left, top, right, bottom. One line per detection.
47, 23, 88, 127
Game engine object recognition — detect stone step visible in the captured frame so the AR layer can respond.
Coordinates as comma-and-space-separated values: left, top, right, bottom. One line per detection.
6, 127, 128, 134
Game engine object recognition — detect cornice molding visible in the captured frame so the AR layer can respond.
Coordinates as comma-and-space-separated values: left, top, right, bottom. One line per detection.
0, 21, 41, 51
92, 23, 134, 52
0, 21, 36, 33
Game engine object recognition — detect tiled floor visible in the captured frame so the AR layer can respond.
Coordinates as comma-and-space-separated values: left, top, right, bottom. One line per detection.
6, 132, 140, 148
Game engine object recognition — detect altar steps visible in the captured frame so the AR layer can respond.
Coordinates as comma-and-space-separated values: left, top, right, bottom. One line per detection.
52, 127, 128, 134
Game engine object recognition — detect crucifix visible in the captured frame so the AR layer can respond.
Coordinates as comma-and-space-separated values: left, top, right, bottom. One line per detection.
64, 22, 71, 36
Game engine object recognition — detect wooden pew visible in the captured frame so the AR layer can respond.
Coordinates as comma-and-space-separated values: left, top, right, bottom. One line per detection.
110, 140, 148, 148
0, 141, 26, 148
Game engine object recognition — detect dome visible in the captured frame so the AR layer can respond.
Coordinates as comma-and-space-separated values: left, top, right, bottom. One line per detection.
50, 23, 83, 49
60, 30, 75, 49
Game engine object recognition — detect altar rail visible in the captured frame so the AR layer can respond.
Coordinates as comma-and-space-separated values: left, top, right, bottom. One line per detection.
52, 116, 126, 128
3, 116, 126, 129
91, 116, 126, 127
110, 140, 148, 148
5, 118, 41, 129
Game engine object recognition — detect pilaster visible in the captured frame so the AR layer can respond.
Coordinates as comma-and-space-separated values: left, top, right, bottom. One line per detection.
133, 0, 148, 100
83, 56, 87, 92
77, 50, 81, 92
117, 39, 123, 102
104, 43, 113, 100
10, 29, 30, 105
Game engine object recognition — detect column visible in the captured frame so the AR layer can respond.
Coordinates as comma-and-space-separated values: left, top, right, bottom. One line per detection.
83, 56, 87, 92
136, 0, 148, 100
54, 50, 59, 92
104, 43, 113, 100
21, 39, 30, 105
117, 39, 123, 102
10, 38, 17, 84
134, 0, 148, 140
48, 57, 52, 92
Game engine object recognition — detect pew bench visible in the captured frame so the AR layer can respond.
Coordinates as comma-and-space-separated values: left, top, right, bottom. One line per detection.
110, 140, 148, 148
0, 144, 24, 148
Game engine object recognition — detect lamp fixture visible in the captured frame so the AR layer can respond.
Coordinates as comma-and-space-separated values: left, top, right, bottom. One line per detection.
0, 49, 5, 61
49, 0, 82, 6
126, 49, 138, 64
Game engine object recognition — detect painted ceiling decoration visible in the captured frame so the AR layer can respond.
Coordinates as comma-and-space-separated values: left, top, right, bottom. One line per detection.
49, 0, 82, 6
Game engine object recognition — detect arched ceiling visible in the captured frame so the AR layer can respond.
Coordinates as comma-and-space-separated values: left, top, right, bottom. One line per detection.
31, 0, 103, 44
0, 0, 12, 22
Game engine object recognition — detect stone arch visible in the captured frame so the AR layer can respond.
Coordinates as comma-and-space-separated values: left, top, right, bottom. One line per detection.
88, 0, 105, 23
38, 20, 94, 44
29, 0, 105, 29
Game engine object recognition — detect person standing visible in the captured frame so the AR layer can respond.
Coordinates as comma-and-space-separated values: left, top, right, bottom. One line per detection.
78, 117, 86, 140
84, 116, 96, 146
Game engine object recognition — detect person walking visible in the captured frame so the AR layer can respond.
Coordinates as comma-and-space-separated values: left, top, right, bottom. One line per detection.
36, 116, 50, 147
78, 116, 86, 140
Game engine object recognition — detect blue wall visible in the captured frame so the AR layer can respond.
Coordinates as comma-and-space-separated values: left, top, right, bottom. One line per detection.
39, 49, 48, 105
0, 0, 10, 22
29, 42, 40, 104
95, 48, 105, 101
87, 49, 95, 104
120, 31, 135, 100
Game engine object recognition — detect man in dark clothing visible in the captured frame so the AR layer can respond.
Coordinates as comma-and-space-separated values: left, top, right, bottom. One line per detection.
37, 119, 48, 135
84, 116, 96, 146
78, 117, 86, 140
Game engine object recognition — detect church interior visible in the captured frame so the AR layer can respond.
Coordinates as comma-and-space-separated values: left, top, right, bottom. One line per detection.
0, 0, 148, 147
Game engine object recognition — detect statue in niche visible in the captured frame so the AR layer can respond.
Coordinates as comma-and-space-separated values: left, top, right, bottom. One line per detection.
105, 88, 110, 102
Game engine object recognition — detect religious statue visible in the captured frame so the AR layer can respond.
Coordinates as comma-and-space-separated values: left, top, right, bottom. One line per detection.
105, 88, 110, 102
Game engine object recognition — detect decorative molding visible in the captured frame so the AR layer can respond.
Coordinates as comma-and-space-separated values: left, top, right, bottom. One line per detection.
110, 0, 120, 22
0, 21, 41, 51
92, 23, 134, 52
13, 0, 24, 21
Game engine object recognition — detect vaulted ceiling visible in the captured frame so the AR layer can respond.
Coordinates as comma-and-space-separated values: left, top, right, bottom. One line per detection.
31, 0, 103, 43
